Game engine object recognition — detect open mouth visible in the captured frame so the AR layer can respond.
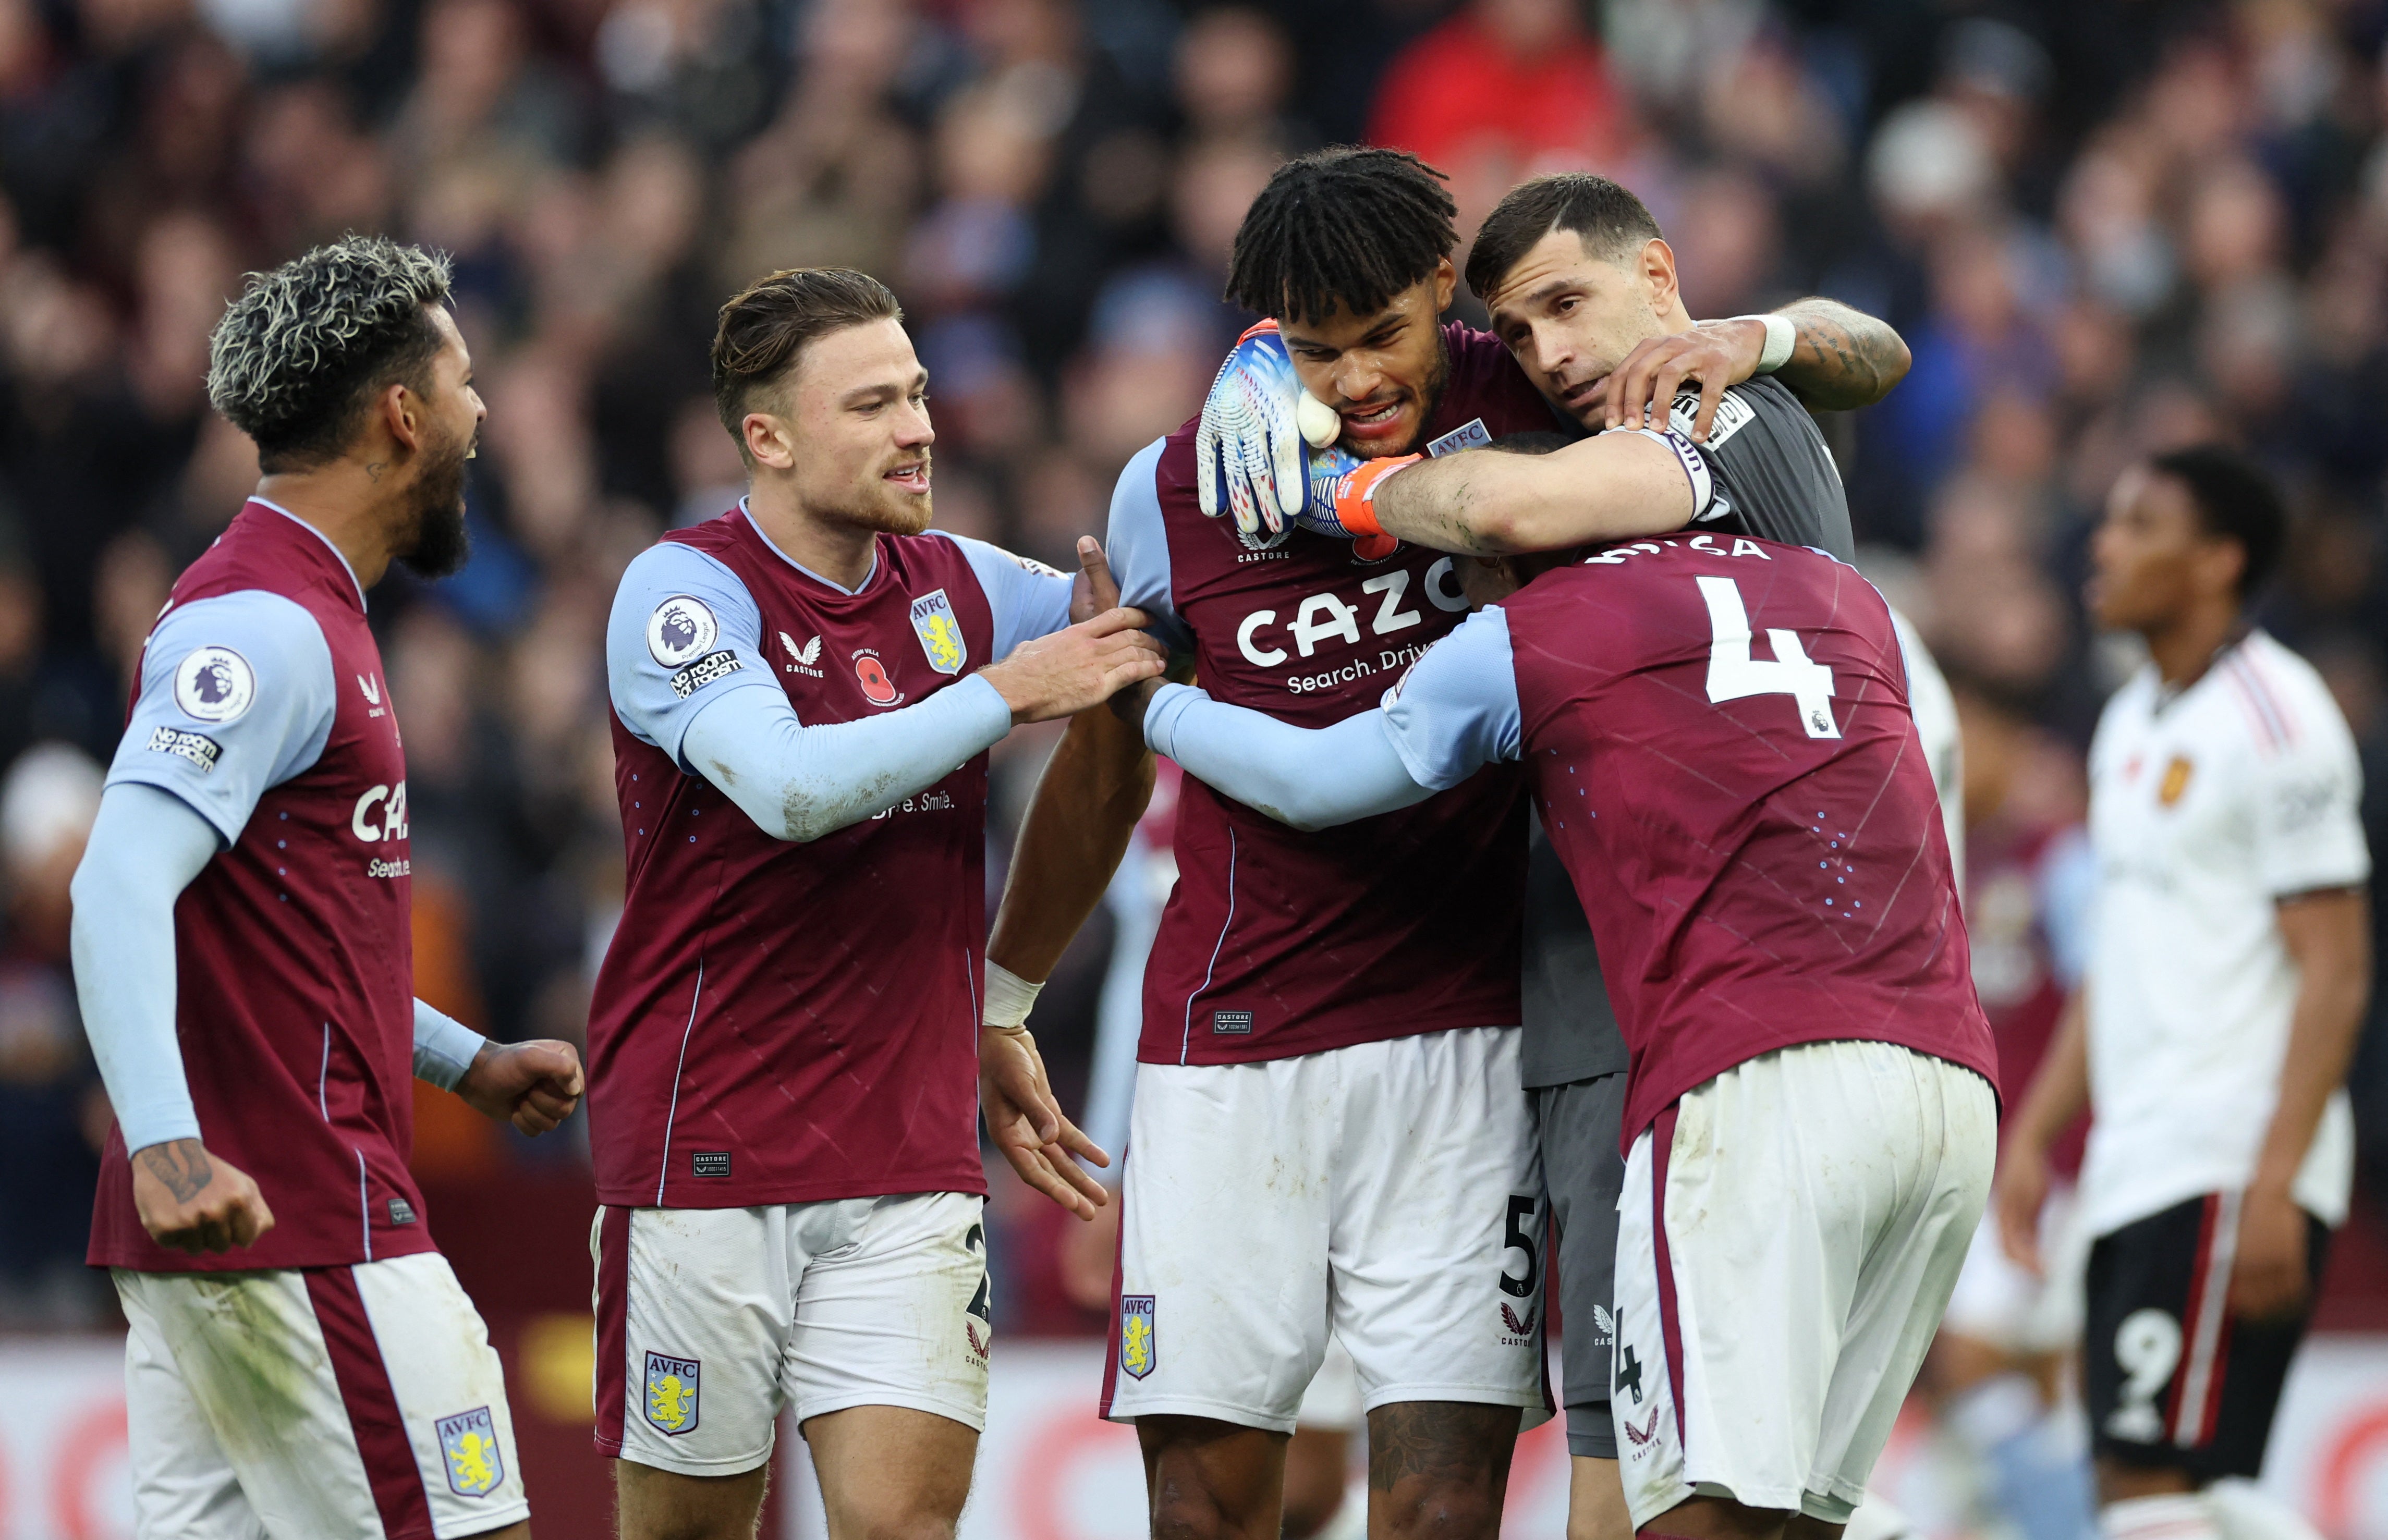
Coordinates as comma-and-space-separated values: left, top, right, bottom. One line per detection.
1339, 397, 1408, 440
1558, 375, 1607, 414
885, 460, 930, 493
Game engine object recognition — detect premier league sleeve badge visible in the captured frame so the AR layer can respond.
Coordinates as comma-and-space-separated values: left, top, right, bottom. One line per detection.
909, 589, 968, 675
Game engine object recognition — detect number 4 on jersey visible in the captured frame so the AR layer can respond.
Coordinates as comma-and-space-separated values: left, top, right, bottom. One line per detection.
1697, 575, 1839, 739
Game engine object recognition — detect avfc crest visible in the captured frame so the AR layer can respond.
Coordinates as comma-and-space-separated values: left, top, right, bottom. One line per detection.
909, 589, 967, 675
436, 1407, 505, 1497
643, 1351, 700, 1436
1119, 1295, 1156, 1380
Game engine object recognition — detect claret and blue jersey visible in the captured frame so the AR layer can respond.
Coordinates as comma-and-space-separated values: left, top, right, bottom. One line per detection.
587, 503, 1073, 1210
1147, 533, 2000, 1147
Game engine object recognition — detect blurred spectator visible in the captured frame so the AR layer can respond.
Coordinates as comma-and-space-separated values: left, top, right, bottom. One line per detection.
1370, 0, 1626, 240
0, 742, 104, 1325
0, 0, 2384, 1355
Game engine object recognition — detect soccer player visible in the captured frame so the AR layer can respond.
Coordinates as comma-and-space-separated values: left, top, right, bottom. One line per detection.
584, 267, 1166, 1540
1138, 164, 1929, 1540
980, 152, 1910, 1540
1995, 448, 2371, 1540
1122, 511, 1999, 1540
70, 236, 586, 1540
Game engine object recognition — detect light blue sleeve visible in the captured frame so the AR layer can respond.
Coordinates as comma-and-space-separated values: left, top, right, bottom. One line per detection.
934, 531, 1075, 658
412, 1000, 488, 1090
69, 783, 216, 1152
1377, 607, 1524, 789
607, 543, 780, 771
1143, 685, 1434, 831
2038, 826, 2097, 992
678, 668, 1013, 842
106, 591, 337, 845
1108, 437, 1193, 654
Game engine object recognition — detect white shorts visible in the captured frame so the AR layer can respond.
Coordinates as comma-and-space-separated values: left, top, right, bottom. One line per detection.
1941, 1180, 2088, 1356
115, 1253, 527, 1540
1103, 1026, 1549, 1434
594, 1192, 990, 1476
1297, 1339, 1364, 1431
1612, 1041, 1994, 1528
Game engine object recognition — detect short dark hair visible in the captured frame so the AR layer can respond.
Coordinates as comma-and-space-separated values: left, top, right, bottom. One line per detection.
1224, 145, 1457, 325
2147, 444, 2286, 602
205, 236, 454, 472
1466, 173, 1664, 303
712, 267, 904, 455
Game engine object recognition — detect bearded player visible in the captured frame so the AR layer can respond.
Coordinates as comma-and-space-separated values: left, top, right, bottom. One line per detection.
71, 237, 585, 1540
584, 267, 1165, 1540
1126, 499, 1999, 1540
980, 150, 1911, 1540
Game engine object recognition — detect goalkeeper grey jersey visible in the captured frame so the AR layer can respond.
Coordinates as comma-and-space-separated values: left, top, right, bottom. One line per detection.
1520, 374, 1856, 1087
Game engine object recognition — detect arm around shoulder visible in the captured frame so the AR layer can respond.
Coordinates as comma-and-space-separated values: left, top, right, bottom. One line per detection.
1769, 298, 1912, 411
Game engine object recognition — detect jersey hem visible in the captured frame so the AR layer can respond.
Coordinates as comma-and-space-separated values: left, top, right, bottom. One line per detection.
89, 1228, 442, 1273
1140, 1016, 1521, 1066
2078, 1180, 2347, 1241
593, 1176, 990, 1210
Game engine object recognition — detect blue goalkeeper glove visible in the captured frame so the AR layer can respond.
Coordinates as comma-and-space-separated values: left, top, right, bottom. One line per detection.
1195, 321, 1339, 549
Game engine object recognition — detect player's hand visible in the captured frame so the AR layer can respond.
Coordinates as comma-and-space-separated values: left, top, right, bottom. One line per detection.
2227, 1182, 2310, 1319
1602, 317, 1765, 442
981, 1026, 1111, 1220
1068, 535, 1120, 625
455, 1038, 586, 1135
979, 609, 1168, 724
132, 1138, 275, 1254
1992, 1138, 2051, 1275
1195, 321, 1337, 548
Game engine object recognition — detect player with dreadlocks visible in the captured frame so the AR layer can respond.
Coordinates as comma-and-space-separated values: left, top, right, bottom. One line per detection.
982, 147, 1924, 1540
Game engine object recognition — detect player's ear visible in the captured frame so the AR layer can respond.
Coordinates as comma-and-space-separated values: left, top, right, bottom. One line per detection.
1639, 238, 1681, 315
742, 411, 796, 472
1431, 256, 1458, 316
378, 382, 421, 455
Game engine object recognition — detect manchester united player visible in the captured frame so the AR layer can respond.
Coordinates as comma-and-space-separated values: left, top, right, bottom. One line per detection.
1996, 450, 2370, 1540
586, 267, 1164, 1540
980, 151, 1909, 1540
1126, 515, 1999, 1540
70, 236, 585, 1540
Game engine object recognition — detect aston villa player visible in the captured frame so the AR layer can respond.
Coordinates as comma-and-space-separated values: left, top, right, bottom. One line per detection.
1129, 506, 1999, 1540
584, 267, 1164, 1540
72, 237, 584, 1540
980, 149, 1911, 1540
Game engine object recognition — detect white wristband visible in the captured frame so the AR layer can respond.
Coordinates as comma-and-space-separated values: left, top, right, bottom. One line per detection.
1738, 313, 1796, 374
983, 960, 1044, 1031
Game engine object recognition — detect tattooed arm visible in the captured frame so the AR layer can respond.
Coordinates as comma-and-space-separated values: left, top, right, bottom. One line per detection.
1598, 299, 1912, 438
1768, 297, 1913, 411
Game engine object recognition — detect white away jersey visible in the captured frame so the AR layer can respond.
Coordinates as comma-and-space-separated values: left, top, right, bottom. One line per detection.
2079, 630, 2369, 1237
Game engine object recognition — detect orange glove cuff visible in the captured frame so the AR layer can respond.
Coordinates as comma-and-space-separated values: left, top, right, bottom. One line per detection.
1333, 454, 1422, 539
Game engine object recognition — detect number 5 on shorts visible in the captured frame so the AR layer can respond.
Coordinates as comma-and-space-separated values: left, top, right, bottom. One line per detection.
1503, 1195, 1540, 1299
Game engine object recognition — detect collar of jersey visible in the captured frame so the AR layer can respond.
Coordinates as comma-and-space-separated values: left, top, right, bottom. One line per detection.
248, 497, 369, 610
2150, 626, 2259, 714
738, 497, 879, 597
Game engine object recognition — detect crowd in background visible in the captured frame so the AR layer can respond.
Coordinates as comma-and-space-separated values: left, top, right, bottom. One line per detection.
5, 0, 2388, 1335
